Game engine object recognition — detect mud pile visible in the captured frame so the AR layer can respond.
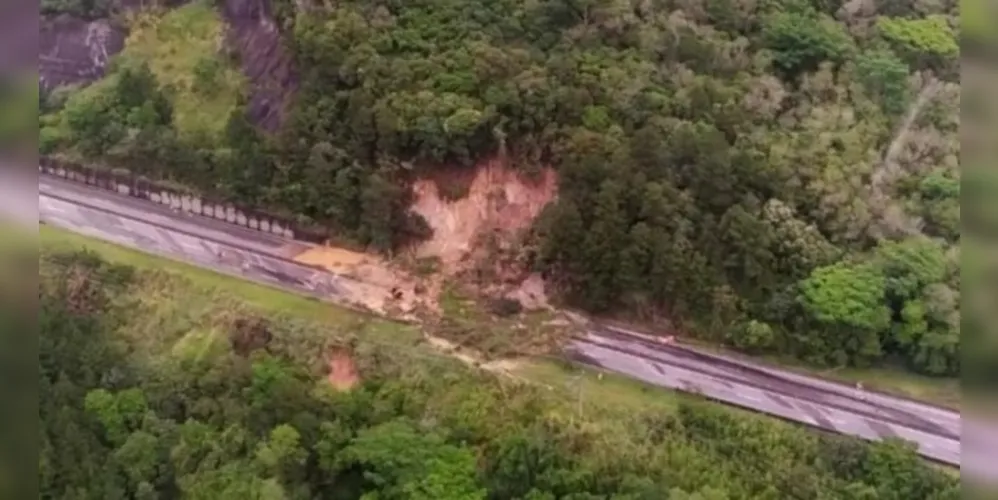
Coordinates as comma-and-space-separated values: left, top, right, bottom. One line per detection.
411, 158, 557, 270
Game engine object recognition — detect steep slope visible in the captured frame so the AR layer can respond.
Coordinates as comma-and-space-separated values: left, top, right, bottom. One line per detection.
220, 0, 297, 131
39, 0, 963, 383
412, 159, 557, 270
40, 0, 295, 130
39, 15, 125, 90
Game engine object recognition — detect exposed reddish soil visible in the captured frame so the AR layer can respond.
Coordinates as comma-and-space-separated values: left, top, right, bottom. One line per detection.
291, 244, 430, 318
327, 348, 360, 391
411, 158, 558, 271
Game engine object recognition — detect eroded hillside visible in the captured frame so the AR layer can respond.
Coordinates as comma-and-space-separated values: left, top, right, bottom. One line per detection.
40, 0, 963, 381
220, 0, 297, 130
39, 15, 124, 89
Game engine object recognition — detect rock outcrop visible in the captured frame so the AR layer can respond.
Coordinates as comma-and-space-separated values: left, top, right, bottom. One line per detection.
220, 0, 298, 131
39, 15, 126, 90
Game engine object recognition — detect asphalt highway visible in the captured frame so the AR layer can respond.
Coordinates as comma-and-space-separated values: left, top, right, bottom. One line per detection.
7, 171, 995, 481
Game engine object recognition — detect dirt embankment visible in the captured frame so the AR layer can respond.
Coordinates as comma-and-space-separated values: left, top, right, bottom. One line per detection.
327, 347, 360, 391
411, 158, 559, 308
412, 159, 557, 268
289, 157, 559, 317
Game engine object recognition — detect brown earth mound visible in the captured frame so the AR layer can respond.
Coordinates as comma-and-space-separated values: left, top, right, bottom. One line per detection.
327, 348, 360, 391
411, 158, 558, 271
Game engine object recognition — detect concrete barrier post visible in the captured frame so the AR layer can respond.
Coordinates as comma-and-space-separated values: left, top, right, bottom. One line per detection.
39, 156, 308, 242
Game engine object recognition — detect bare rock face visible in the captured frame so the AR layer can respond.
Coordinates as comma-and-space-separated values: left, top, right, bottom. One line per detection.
221, 0, 298, 131
39, 15, 126, 90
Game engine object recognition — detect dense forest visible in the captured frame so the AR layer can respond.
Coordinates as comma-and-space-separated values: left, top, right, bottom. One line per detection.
39, 0, 963, 376
37, 247, 961, 499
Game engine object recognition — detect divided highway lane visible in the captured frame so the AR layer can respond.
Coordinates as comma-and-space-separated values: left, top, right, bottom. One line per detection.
6, 173, 994, 481
570, 333, 993, 480
569, 334, 958, 464
38, 192, 348, 300
20, 175, 363, 308
39, 175, 311, 258
595, 327, 961, 438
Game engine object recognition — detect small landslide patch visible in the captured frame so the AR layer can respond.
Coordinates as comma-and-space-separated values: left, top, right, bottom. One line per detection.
327, 348, 360, 391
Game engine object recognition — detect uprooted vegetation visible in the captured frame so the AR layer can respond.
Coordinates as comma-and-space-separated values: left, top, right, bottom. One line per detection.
39, 0, 963, 383
433, 283, 574, 360
36, 236, 960, 499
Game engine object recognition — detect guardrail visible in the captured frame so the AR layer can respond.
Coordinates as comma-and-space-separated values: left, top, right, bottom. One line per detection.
39, 156, 329, 244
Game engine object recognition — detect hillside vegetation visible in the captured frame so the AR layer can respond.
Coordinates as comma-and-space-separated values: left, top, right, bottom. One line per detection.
40, 0, 964, 379
121, 3, 247, 139
35, 233, 960, 499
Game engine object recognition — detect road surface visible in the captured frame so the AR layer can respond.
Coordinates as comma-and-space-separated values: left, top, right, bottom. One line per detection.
6, 171, 994, 481
568, 331, 975, 468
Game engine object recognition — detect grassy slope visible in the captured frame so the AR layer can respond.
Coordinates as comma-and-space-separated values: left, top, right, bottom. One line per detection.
40, 222, 962, 427
45, 2, 959, 412
121, 3, 245, 139
39, 225, 688, 418
41, 227, 967, 481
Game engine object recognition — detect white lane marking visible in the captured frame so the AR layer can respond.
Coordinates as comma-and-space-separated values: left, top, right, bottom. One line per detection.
175, 236, 207, 253
41, 199, 71, 214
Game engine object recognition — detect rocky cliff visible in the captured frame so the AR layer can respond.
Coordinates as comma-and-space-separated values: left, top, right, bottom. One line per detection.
39, 15, 125, 90
220, 0, 297, 131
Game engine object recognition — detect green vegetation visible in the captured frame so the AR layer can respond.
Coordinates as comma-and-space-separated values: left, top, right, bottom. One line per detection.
436, 284, 572, 358
41, 1, 962, 392
37, 227, 959, 499
41, 0, 114, 19
41, 3, 245, 161
120, 4, 246, 139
